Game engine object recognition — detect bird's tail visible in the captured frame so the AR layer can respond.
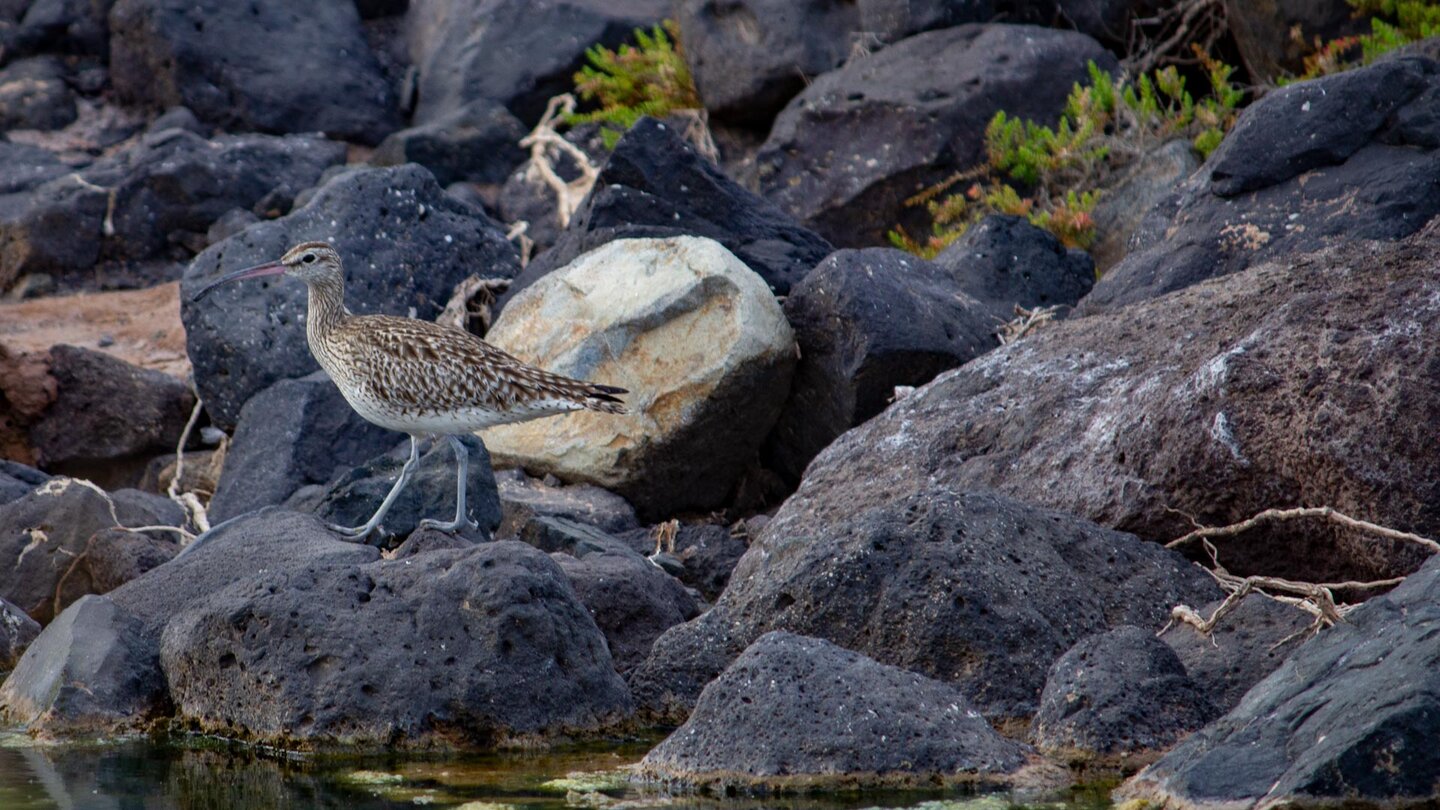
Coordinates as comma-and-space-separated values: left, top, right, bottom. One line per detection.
581, 383, 627, 415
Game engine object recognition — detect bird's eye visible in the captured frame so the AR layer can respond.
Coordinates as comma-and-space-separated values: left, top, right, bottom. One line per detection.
302, 254, 316, 264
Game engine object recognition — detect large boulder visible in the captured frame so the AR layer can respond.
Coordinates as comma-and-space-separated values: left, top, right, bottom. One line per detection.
0, 594, 40, 670
509, 118, 834, 300
180, 164, 521, 430
0, 595, 165, 737
1084, 58, 1440, 313
207, 373, 399, 524
639, 631, 1033, 791
370, 98, 528, 187
1119, 553, 1440, 809
159, 536, 633, 748
0, 130, 345, 289
1031, 626, 1219, 761
756, 24, 1115, 247
302, 435, 502, 544
933, 214, 1096, 324
628, 488, 1217, 726
109, 0, 402, 144
27, 345, 194, 486
0, 478, 182, 623
765, 247, 998, 483
406, 0, 670, 126
773, 229, 1440, 584
482, 236, 795, 520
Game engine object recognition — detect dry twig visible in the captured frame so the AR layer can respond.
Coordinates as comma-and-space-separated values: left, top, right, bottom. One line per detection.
439, 275, 514, 335
520, 94, 601, 229
997, 304, 1062, 345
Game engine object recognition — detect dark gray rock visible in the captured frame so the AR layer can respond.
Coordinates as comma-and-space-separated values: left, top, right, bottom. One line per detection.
160, 537, 633, 748
203, 208, 259, 247
9, 0, 114, 56
756, 24, 1115, 247
639, 631, 1032, 790
407, 0, 670, 126
1121, 553, 1440, 808
28, 345, 194, 485
766, 247, 998, 483
372, 98, 527, 186
1084, 58, 1440, 313
618, 521, 749, 601
109, 0, 402, 145
1007, 0, 1166, 47
0, 460, 49, 506
180, 164, 521, 430
357, 0, 406, 18
0, 594, 40, 670
933, 215, 1096, 324
1160, 593, 1312, 713
0, 480, 182, 623
0, 141, 69, 196
0, 130, 345, 289
495, 468, 639, 539
628, 488, 1217, 725
550, 534, 700, 673
208, 373, 399, 523
1222, 0, 1367, 82
0, 57, 77, 132
507, 117, 833, 303
1089, 139, 1200, 273
305, 435, 502, 545
771, 230, 1440, 586
1031, 626, 1219, 759
145, 105, 207, 136
0, 595, 165, 736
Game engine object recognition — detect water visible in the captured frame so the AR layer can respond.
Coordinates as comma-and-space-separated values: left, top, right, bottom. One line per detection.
0, 733, 1118, 810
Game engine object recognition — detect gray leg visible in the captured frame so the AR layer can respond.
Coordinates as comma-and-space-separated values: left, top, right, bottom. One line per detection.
328, 435, 421, 540
419, 435, 480, 533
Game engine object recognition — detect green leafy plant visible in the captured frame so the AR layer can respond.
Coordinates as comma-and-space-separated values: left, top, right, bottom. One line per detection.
564, 20, 702, 149
891, 55, 1242, 259
1293, 0, 1440, 81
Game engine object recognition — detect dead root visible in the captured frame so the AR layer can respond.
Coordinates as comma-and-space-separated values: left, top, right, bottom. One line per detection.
520, 94, 600, 229
1162, 507, 1439, 645
997, 304, 1062, 346
439, 275, 514, 335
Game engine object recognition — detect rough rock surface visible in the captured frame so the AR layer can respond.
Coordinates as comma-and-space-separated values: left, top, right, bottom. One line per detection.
371, 98, 528, 186
495, 469, 639, 539
0, 130, 345, 288
1088, 139, 1200, 273
629, 488, 1217, 725
303, 435, 502, 544
1160, 593, 1312, 713
483, 237, 795, 520
510, 118, 833, 300
771, 230, 1440, 584
109, 0, 401, 144
933, 214, 1096, 324
1085, 58, 1440, 313
550, 535, 700, 673
1120, 553, 1440, 809
160, 537, 633, 748
1031, 626, 1219, 760
28, 345, 194, 483
640, 631, 1032, 790
0, 479, 182, 623
181, 164, 521, 430
0, 595, 166, 736
0, 461, 48, 506
617, 521, 748, 601
0, 141, 69, 197
766, 247, 997, 483
208, 373, 399, 524
407, 0, 670, 126
0, 595, 40, 670
7, 0, 116, 56
0, 56, 77, 132
756, 24, 1115, 247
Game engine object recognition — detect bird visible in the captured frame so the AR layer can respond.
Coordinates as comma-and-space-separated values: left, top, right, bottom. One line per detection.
192, 241, 627, 540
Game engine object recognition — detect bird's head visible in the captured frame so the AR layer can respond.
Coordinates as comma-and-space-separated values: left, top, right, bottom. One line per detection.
191, 241, 343, 301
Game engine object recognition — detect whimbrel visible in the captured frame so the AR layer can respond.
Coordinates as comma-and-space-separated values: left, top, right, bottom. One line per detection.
193, 241, 626, 540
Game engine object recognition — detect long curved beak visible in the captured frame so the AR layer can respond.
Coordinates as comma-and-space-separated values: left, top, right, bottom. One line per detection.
191, 260, 287, 301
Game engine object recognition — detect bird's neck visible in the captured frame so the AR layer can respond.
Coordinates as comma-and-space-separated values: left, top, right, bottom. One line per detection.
305, 273, 349, 341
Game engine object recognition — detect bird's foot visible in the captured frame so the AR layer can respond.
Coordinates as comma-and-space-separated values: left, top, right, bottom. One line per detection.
327, 522, 376, 541
418, 516, 480, 534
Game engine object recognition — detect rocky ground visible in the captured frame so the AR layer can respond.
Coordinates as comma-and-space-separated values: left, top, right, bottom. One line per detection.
2, 0, 1440, 807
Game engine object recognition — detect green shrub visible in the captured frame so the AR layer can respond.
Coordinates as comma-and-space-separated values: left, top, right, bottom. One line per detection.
1293, 0, 1440, 81
564, 20, 702, 149
891, 54, 1242, 259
